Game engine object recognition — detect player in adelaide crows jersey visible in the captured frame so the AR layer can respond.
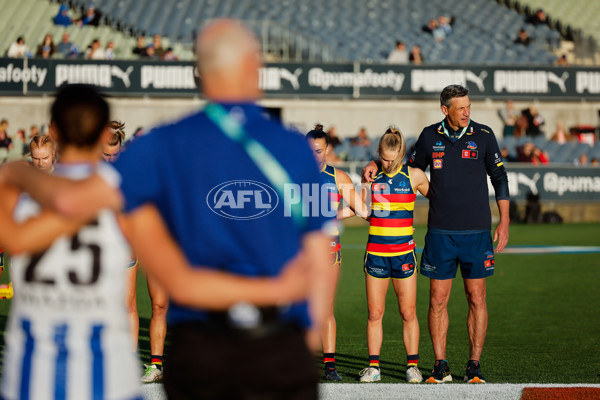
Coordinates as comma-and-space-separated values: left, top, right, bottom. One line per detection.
306, 124, 368, 381
359, 127, 429, 384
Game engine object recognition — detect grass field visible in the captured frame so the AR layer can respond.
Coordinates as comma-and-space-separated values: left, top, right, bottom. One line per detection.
0, 223, 599, 386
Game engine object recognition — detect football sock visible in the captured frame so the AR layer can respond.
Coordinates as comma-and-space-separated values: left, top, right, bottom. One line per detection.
324, 353, 336, 370
407, 354, 419, 368
150, 355, 163, 371
369, 355, 380, 370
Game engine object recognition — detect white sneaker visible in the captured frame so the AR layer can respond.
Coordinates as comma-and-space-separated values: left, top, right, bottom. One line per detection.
141, 364, 163, 383
406, 366, 423, 383
359, 367, 381, 382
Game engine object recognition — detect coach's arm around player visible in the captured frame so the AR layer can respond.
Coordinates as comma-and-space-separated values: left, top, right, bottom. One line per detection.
0, 166, 86, 255
0, 161, 313, 309
120, 203, 312, 309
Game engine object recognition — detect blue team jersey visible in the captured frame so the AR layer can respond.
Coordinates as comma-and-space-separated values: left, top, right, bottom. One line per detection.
114, 103, 329, 327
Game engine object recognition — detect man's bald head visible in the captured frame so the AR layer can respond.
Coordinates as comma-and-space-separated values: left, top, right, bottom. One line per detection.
196, 19, 263, 101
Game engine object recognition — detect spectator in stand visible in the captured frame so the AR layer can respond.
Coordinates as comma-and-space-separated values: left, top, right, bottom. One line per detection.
162, 47, 178, 61
152, 34, 166, 58
144, 44, 158, 60
527, 9, 548, 26
77, 5, 101, 27
53, 4, 72, 26
351, 127, 371, 148
522, 105, 545, 137
327, 126, 342, 149
56, 33, 74, 57
514, 28, 531, 46
498, 100, 518, 138
422, 18, 439, 35
422, 17, 446, 42
549, 122, 574, 144
105, 41, 116, 60
387, 41, 409, 64
500, 147, 518, 163
30, 125, 40, 138
7, 37, 29, 58
36, 34, 57, 58
437, 15, 453, 36
132, 35, 147, 57
85, 39, 106, 60
13, 129, 29, 156
38, 46, 52, 59
67, 45, 79, 59
555, 54, 568, 66
517, 142, 549, 165
590, 157, 599, 166
0, 120, 13, 151
409, 45, 424, 65
575, 153, 588, 166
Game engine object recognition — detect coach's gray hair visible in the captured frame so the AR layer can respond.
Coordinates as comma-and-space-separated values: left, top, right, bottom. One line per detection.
440, 84, 469, 108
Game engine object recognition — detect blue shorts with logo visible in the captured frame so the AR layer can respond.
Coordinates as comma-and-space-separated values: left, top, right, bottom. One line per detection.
419, 230, 494, 280
364, 251, 417, 280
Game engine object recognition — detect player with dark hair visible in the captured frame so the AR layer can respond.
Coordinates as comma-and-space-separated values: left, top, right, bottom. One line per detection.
363, 84, 510, 384
101, 121, 126, 163
306, 124, 367, 381
0, 84, 144, 400
358, 127, 429, 383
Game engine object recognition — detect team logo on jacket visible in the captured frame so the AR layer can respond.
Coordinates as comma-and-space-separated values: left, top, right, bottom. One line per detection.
462, 150, 478, 159
207, 180, 279, 220
466, 141, 477, 150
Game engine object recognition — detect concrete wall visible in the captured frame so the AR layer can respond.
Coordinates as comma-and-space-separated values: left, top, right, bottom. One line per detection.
1, 96, 599, 141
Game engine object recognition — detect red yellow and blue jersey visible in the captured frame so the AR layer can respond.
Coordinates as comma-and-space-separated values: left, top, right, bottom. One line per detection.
367, 164, 416, 257
321, 164, 341, 252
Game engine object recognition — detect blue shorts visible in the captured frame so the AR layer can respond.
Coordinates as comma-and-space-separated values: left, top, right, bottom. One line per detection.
364, 251, 417, 280
419, 231, 494, 280
330, 250, 342, 265
127, 256, 138, 269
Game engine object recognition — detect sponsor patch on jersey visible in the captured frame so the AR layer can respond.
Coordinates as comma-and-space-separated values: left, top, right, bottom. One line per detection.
462, 150, 478, 159
402, 263, 415, 271
373, 183, 387, 191
433, 141, 445, 151
433, 159, 443, 169
432, 151, 445, 158
466, 141, 477, 150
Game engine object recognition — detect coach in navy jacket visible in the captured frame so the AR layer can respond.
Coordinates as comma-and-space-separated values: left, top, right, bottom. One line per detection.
408, 84, 509, 383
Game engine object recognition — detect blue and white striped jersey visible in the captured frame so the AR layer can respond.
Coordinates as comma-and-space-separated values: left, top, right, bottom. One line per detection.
1, 162, 142, 400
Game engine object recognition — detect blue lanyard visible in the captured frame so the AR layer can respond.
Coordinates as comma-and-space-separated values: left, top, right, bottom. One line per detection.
204, 103, 305, 227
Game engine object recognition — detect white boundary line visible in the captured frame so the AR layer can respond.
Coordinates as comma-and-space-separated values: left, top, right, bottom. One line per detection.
142, 383, 600, 400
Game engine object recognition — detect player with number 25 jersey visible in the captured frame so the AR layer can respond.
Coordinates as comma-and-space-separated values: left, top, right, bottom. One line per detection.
1, 85, 142, 400
2, 164, 142, 400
